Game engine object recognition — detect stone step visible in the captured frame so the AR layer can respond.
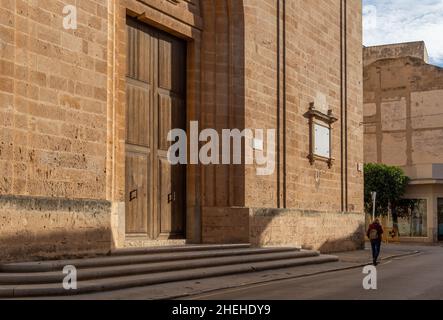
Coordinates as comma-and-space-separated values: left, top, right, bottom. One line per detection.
0, 254, 338, 298
0, 250, 318, 285
0, 246, 296, 273
112, 243, 251, 256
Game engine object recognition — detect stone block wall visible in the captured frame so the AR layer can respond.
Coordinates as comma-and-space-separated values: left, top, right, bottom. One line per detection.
250, 209, 365, 253
0, 0, 365, 260
363, 45, 443, 244
0, 195, 111, 262
0, 0, 113, 261
364, 41, 429, 67
243, 0, 364, 213
363, 55, 443, 167
201, 207, 250, 245
0, 0, 109, 200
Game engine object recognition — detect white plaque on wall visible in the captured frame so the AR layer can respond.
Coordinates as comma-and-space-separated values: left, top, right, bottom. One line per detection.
314, 124, 330, 158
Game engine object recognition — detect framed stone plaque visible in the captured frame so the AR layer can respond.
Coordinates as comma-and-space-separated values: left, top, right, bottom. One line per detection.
305, 102, 338, 168
314, 124, 331, 158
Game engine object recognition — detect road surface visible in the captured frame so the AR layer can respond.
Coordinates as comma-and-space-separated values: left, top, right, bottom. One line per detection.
187, 245, 443, 300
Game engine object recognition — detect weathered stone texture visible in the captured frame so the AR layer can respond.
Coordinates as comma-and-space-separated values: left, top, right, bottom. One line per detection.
0, 0, 108, 200
202, 207, 250, 245
242, 0, 364, 213
250, 209, 365, 253
363, 42, 443, 243
363, 48, 443, 167
0, 195, 111, 262
364, 41, 429, 67
0, 0, 365, 259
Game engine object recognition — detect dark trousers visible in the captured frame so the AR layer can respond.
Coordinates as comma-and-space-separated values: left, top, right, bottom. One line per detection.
370, 240, 382, 262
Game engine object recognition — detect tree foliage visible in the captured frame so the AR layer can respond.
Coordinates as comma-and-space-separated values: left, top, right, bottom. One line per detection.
364, 163, 410, 216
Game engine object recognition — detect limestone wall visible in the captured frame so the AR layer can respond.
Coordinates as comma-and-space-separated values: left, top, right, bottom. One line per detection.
0, 195, 111, 262
201, 207, 365, 254
243, 0, 364, 213
364, 41, 429, 67
0, 0, 109, 200
0, 0, 365, 260
363, 49, 443, 244
363, 56, 443, 168
201, 207, 250, 245
0, 0, 116, 261
250, 209, 365, 253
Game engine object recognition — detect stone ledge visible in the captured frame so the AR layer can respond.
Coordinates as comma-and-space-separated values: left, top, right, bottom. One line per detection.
250, 208, 363, 218
0, 195, 111, 213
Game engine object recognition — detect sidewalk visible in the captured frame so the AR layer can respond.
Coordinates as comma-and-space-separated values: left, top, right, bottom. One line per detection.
45, 243, 419, 300
337, 242, 419, 264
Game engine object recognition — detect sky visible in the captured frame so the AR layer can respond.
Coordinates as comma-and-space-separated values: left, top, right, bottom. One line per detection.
363, 0, 443, 67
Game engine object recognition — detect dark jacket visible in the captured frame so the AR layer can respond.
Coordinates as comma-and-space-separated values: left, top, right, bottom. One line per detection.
367, 222, 384, 241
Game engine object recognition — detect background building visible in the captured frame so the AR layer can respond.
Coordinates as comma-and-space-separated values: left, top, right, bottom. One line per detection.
364, 41, 443, 243
0, 0, 364, 262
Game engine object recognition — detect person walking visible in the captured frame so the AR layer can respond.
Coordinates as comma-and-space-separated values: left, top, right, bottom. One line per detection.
367, 218, 384, 266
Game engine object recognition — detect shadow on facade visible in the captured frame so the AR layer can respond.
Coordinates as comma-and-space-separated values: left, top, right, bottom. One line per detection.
0, 195, 113, 263
249, 209, 366, 254
317, 226, 366, 254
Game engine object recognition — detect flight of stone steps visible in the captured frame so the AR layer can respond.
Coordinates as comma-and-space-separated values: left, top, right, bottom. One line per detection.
0, 244, 338, 298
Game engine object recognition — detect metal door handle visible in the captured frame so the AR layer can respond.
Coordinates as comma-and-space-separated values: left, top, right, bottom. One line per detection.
129, 189, 138, 201
168, 192, 176, 203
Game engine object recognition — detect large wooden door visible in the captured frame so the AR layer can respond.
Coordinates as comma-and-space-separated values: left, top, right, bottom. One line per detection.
125, 18, 186, 239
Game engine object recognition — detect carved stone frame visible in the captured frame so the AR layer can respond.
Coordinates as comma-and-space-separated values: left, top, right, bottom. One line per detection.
306, 102, 338, 168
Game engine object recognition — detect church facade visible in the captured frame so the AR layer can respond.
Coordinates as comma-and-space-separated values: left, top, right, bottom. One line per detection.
0, 0, 364, 262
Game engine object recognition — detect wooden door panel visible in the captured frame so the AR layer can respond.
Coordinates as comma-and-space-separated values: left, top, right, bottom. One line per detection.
158, 158, 172, 234
158, 35, 172, 91
126, 81, 151, 147
171, 96, 186, 133
170, 39, 186, 94
125, 81, 151, 235
126, 20, 152, 83
125, 150, 150, 234
156, 95, 186, 237
155, 31, 187, 238
169, 96, 186, 235
125, 19, 153, 237
157, 93, 172, 151
158, 34, 186, 94
171, 163, 186, 234
126, 18, 186, 240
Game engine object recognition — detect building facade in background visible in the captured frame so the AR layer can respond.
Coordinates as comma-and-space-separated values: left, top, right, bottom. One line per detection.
0, 0, 364, 262
364, 41, 443, 243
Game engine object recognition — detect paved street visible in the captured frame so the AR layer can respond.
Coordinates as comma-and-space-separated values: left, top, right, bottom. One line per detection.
187, 245, 443, 300
29, 243, 439, 300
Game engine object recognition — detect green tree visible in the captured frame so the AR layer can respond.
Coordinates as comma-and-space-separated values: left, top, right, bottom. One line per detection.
364, 163, 410, 223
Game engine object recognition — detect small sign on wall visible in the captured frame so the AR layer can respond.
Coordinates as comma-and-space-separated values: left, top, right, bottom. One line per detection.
314, 124, 331, 158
